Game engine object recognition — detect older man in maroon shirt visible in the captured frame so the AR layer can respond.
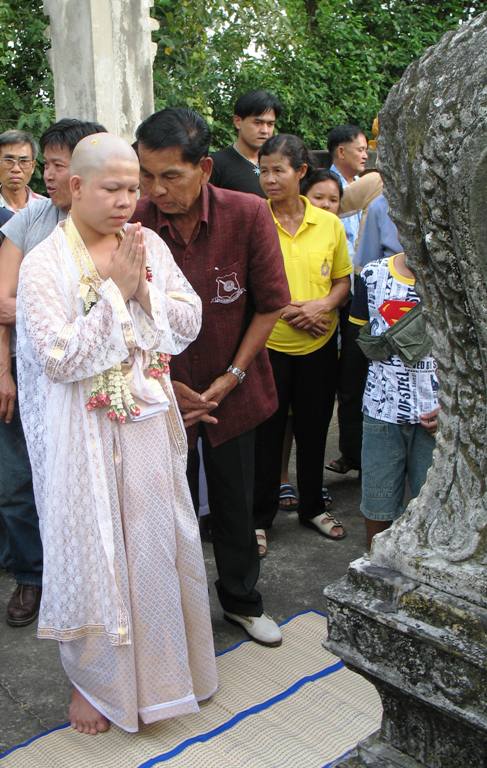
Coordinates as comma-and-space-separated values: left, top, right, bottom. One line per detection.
132, 108, 290, 647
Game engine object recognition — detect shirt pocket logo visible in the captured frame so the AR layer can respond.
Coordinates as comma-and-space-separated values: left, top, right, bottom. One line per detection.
308, 251, 332, 284
320, 260, 330, 278
211, 272, 246, 304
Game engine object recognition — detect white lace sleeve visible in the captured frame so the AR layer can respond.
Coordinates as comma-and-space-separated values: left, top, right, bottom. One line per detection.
17, 250, 135, 384
128, 228, 202, 355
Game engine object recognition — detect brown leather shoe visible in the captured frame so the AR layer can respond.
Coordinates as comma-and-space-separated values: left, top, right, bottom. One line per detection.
6, 584, 42, 627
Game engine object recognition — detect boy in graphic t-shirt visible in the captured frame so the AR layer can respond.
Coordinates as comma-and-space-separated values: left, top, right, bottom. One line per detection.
349, 251, 440, 549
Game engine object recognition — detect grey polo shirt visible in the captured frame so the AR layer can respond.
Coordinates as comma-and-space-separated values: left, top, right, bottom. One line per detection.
1, 197, 66, 254
1, 198, 67, 354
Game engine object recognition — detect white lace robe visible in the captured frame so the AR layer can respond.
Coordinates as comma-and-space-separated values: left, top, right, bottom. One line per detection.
16, 224, 217, 730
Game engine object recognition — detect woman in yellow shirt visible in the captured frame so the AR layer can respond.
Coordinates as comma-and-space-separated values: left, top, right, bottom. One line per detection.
253, 135, 352, 556
279, 168, 344, 512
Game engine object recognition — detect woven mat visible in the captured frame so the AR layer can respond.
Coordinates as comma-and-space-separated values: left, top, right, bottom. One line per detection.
0, 610, 382, 768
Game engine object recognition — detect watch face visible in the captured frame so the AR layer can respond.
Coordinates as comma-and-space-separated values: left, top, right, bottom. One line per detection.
228, 366, 245, 383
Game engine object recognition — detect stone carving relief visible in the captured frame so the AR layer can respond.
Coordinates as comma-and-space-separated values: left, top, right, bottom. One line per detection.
371, 13, 487, 605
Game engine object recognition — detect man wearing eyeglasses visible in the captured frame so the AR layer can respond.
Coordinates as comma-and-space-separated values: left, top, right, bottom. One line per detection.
0, 130, 45, 213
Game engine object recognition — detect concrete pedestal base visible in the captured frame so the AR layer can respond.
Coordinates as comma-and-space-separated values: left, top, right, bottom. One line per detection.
324, 558, 487, 767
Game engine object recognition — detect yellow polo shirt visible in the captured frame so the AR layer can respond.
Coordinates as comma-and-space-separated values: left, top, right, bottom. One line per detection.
267, 196, 352, 355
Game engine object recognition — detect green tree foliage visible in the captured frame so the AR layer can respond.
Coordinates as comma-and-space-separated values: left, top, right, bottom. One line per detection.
0, 0, 483, 154
152, 0, 485, 148
0, 0, 54, 135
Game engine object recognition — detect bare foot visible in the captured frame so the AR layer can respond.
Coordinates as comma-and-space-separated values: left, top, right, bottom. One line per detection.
69, 688, 110, 735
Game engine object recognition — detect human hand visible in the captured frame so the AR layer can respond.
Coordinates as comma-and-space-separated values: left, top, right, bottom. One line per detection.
109, 223, 144, 302
308, 315, 333, 338
0, 368, 16, 423
133, 232, 150, 305
201, 373, 238, 409
283, 300, 330, 331
419, 407, 440, 434
280, 304, 301, 323
172, 380, 219, 427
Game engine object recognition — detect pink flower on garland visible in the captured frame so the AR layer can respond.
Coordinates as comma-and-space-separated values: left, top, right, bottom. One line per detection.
147, 352, 172, 379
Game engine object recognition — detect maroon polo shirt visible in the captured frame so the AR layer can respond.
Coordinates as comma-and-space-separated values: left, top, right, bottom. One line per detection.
132, 184, 290, 447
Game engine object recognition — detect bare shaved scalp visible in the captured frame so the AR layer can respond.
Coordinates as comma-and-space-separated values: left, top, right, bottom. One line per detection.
70, 133, 138, 178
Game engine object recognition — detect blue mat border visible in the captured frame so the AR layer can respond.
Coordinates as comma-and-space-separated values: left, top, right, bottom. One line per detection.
0, 608, 334, 765
137, 660, 344, 767
0, 724, 71, 762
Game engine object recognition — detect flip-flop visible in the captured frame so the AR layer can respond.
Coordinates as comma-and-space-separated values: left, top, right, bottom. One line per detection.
278, 482, 299, 512
300, 512, 347, 540
325, 456, 360, 474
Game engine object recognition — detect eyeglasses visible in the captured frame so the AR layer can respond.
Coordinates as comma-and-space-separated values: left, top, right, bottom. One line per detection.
0, 156, 34, 170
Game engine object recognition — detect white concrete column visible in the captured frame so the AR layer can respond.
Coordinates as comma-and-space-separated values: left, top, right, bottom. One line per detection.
43, 0, 159, 141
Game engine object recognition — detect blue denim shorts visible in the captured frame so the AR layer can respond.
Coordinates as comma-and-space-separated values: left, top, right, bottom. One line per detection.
361, 414, 435, 522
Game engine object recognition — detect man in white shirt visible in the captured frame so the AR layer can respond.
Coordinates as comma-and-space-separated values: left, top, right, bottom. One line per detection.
328, 124, 368, 264
0, 130, 45, 212
326, 124, 370, 477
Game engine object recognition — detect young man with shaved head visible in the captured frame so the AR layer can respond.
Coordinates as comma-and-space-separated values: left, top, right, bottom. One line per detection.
15, 133, 217, 734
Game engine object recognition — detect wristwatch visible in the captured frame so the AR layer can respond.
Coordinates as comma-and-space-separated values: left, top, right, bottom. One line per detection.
226, 365, 246, 384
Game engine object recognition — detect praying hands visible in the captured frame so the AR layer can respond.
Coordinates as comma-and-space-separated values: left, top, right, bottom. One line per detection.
108, 222, 147, 303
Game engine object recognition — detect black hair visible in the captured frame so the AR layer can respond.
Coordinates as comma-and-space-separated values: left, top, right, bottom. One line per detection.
301, 169, 343, 199
258, 134, 314, 178
234, 90, 282, 120
327, 124, 365, 158
0, 129, 39, 160
39, 119, 106, 154
135, 108, 211, 165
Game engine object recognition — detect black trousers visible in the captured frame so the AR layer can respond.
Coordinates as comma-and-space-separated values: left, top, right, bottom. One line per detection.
0, 360, 43, 585
187, 427, 263, 617
337, 294, 368, 468
254, 334, 338, 530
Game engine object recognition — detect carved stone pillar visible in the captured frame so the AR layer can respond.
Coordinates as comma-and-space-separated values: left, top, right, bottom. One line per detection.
324, 12, 487, 766
325, 560, 487, 766
43, 0, 158, 141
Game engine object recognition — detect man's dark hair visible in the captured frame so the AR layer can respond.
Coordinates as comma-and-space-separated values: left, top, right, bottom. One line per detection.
39, 119, 106, 154
234, 90, 282, 120
327, 125, 365, 158
0, 129, 39, 160
135, 108, 211, 165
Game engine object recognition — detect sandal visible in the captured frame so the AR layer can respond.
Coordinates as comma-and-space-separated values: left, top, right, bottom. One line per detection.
322, 486, 333, 508
325, 456, 360, 475
278, 482, 299, 512
300, 512, 346, 540
255, 529, 268, 558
